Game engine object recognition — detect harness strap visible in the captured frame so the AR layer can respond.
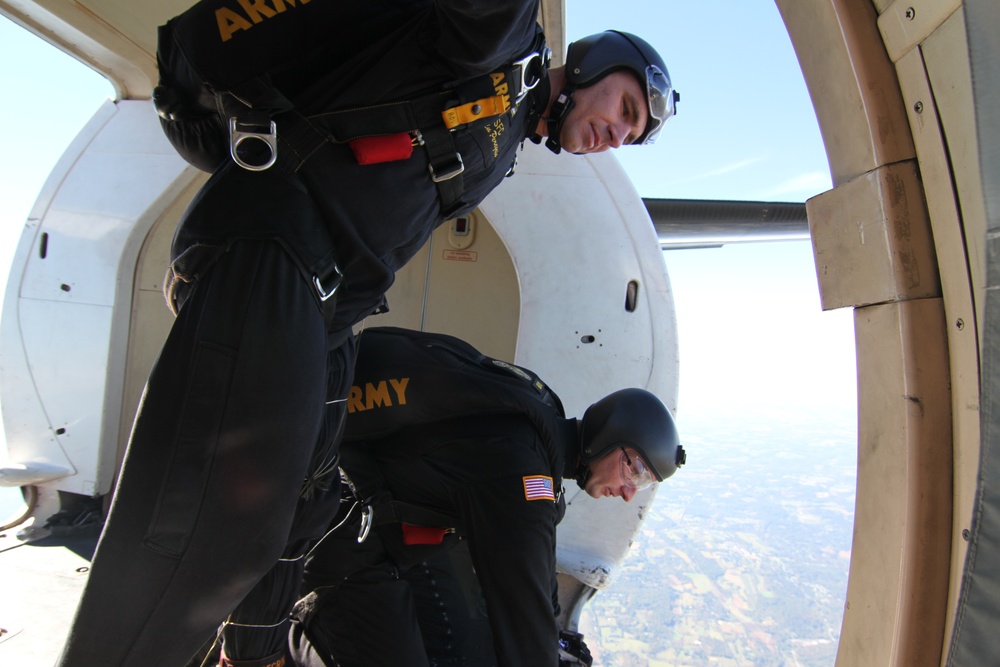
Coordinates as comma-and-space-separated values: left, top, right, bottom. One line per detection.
271, 110, 330, 173
301, 91, 454, 143
420, 123, 466, 217
266, 90, 469, 213
369, 494, 458, 530
223, 33, 549, 215
227, 75, 294, 116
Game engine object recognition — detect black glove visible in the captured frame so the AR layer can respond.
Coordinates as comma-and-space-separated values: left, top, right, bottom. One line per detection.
152, 84, 205, 122
152, 84, 229, 173
558, 630, 593, 666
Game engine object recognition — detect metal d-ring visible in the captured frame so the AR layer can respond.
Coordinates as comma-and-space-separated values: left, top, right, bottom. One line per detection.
229, 117, 278, 171
358, 504, 373, 543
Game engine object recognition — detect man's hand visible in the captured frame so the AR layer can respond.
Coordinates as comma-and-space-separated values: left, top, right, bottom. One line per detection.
152, 85, 193, 122
558, 630, 593, 666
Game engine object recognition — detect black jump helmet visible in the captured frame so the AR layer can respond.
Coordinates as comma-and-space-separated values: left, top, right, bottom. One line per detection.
578, 388, 685, 487
545, 30, 678, 154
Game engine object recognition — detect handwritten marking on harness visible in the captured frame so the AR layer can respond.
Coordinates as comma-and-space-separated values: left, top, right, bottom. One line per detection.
484, 118, 506, 159
347, 377, 410, 413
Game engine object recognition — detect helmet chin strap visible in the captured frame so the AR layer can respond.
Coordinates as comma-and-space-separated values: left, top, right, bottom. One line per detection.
574, 460, 592, 490
531, 86, 576, 154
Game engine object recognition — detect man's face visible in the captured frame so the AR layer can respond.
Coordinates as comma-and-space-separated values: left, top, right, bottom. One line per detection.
559, 71, 649, 154
583, 446, 648, 502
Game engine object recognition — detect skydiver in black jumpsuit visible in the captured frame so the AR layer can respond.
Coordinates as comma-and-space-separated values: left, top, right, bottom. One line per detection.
55, 3, 678, 662
295, 414, 570, 667
286, 328, 686, 667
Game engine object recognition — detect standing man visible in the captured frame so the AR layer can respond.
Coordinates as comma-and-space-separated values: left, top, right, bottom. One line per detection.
288, 327, 686, 667
56, 2, 679, 662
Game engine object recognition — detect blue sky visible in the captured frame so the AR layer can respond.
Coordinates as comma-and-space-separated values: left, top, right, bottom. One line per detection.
0, 1, 857, 494
568, 0, 855, 419
566, 0, 832, 202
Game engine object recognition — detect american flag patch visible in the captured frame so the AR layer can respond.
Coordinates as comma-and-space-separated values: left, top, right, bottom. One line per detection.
523, 475, 555, 502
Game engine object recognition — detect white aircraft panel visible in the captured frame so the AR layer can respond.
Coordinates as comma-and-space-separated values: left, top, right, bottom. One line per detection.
0, 99, 199, 499
482, 146, 679, 418
558, 484, 657, 589
19, 104, 190, 306
14, 299, 114, 496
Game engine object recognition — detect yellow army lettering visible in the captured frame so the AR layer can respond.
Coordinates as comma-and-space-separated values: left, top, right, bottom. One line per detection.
216, 0, 313, 42
490, 72, 511, 110
347, 378, 410, 413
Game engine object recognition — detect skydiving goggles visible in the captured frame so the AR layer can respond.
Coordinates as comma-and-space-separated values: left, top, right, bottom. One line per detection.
638, 64, 678, 145
620, 447, 655, 490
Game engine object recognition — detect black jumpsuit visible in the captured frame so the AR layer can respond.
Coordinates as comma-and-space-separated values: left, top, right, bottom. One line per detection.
291, 413, 579, 667
56, 2, 548, 665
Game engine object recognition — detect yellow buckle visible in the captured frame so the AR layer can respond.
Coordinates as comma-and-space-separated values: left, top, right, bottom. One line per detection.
441, 95, 510, 130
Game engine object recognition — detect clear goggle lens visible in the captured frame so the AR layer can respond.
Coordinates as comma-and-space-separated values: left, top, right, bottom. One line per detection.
620, 447, 655, 490
639, 65, 676, 145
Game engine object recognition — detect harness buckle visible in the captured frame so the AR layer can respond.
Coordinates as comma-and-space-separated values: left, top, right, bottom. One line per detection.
313, 263, 343, 302
428, 153, 465, 182
512, 45, 552, 105
358, 504, 373, 543
229, 117, 278, 172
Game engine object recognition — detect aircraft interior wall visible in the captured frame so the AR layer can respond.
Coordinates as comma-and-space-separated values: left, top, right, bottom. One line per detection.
777, 1, 993, 665
945, 0, 1000, 662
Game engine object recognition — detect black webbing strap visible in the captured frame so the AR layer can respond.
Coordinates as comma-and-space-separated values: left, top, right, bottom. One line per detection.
301, 91, 454, 142
267, 236, 345, 345
370, 495, 458, 530
271, 110, 330, 173
420, 123, 466, 218
270, 90, 467, 213
237, 43, 545, 214
228, 76, 294, 116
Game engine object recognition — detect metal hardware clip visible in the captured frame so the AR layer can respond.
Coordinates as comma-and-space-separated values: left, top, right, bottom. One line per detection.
229, 117, 278, 172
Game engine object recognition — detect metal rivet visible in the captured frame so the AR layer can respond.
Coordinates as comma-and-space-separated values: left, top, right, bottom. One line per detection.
957, 318, 965, 330
905, 7, 916, 19
914, 101, 923, 114
471, 104, 482, 115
